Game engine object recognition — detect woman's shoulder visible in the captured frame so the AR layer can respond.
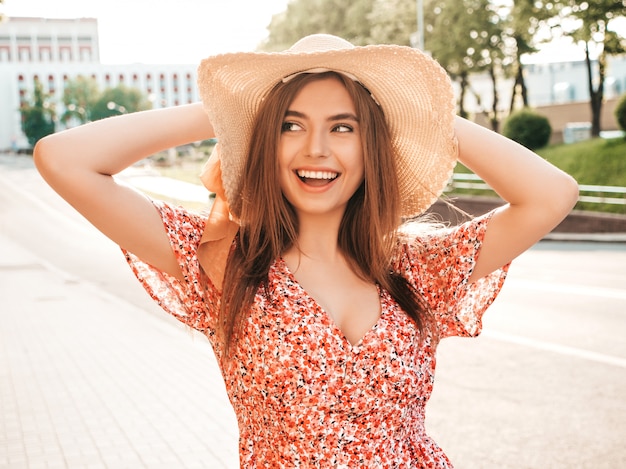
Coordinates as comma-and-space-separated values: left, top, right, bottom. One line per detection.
148, 200, 209, 264
152, 200, 207, 233
393, 210, 497, 272
399, 211, 494, 247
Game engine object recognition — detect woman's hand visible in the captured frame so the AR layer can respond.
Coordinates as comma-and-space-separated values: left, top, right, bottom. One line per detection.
34, 103, 215, 281
454, 116, 579, 281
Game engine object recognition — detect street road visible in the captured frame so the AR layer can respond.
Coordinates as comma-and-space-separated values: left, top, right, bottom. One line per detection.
1, 154, 625, 468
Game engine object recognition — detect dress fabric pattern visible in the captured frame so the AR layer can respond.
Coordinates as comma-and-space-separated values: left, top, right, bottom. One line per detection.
123, 201, 509, 468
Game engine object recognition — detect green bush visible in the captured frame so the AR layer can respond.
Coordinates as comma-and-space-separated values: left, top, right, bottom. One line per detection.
615, 93, 626, 134
502, 109, 552, 150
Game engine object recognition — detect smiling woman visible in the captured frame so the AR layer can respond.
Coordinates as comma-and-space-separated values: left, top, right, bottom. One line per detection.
33, 33, 578, 467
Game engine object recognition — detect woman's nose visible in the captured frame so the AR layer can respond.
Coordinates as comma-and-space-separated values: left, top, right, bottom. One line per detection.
306, 129, 329, 158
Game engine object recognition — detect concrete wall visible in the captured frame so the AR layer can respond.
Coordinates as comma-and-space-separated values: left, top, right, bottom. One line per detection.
535, 98, 620, 144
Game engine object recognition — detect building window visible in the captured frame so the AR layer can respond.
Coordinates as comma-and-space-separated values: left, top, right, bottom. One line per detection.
60, 47, 71, 62
40, 47, 51, 61
19, 47, 31, 62
80, 47, 91, 62
48, 74, 55, 94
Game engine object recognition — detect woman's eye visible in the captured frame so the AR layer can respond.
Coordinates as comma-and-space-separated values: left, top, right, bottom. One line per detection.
281, 122, 302, 132
333, 124, 353, 133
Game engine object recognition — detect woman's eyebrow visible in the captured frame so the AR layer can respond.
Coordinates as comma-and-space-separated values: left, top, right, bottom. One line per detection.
330, 112, 359, 122
284, 110, 359, 122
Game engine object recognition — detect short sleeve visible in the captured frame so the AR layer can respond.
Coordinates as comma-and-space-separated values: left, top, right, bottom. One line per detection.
396, 210, 509, 339
121, 200, 219, 335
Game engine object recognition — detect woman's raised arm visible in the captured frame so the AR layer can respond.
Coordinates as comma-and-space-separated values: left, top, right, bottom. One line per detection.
454, 116, 579, 282
34, 103, 214, 281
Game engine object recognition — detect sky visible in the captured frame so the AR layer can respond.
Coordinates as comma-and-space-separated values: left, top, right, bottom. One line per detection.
3, 0, 625, 65
3, 0, 291, 64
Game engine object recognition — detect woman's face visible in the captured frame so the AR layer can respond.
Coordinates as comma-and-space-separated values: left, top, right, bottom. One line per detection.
278, 76, 364, 220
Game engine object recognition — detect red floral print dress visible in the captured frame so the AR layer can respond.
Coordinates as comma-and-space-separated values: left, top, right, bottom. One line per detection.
124, 201, 508, 468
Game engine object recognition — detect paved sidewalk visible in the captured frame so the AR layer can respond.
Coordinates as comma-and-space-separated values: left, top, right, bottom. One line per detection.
0, 235, 239, 468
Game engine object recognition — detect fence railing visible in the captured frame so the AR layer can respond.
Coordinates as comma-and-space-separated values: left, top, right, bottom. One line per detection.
448, 173, 626, 206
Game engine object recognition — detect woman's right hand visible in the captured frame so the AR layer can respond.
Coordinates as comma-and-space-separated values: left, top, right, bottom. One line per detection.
34, 103, 215, 281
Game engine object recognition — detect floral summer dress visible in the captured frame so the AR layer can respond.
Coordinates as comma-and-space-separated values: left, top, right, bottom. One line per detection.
124, 201, 508, 468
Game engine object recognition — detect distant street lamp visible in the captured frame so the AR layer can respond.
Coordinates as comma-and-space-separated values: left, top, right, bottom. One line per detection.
416, 0, 424, 50
410, 0, 425, 50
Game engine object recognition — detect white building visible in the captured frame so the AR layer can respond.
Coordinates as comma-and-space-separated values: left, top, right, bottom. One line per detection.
0, 17, 199, 151
524, 56, 626, 105
458, 55, 626, 119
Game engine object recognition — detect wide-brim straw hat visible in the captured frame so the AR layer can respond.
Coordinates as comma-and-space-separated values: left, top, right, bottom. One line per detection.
197, 33, 458, 219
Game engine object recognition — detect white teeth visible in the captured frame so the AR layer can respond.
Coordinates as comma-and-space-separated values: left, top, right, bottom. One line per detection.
296, 170, 338, 180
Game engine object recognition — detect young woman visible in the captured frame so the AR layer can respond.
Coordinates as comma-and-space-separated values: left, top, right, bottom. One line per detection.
34, 34, 578, 468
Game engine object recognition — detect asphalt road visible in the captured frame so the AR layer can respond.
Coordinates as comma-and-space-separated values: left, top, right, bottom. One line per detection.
1, 153, 625, 468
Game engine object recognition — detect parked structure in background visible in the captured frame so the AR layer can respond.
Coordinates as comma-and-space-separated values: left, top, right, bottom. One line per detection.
0, 16, 624, 151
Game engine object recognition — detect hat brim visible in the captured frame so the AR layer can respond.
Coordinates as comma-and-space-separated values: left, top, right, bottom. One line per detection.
197, 42, 458, 219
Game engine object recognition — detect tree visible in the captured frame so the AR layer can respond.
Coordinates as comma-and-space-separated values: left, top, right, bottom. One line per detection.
20, 77, 56, 147
368, 0, 416, 46
261, 0, 375, 51
557, 0, 626, 137
480, 1, 509, 132
615, 93, 626, 134
90, 84, 152, 121
505, 0, 561, 112
421, 0, 504, 124
61, 75, 100, 125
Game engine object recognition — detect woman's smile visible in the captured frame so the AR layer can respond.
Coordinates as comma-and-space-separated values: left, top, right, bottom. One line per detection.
296, 169, 339, 183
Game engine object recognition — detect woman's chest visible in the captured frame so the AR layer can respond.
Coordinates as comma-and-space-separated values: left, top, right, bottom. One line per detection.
223, 275, 437, 415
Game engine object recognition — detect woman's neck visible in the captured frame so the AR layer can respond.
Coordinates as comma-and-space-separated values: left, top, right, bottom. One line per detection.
286, 211, 343, 263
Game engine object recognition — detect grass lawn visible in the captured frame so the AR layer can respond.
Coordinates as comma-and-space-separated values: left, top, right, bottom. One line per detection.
453, 136, 626, 214
537, 137, 626, 188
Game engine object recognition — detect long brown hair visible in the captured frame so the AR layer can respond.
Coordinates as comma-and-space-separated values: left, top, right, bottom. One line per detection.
219, 72, 434, 355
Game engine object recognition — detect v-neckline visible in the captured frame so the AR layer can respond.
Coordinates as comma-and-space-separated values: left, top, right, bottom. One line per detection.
277, 257, 384, 349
